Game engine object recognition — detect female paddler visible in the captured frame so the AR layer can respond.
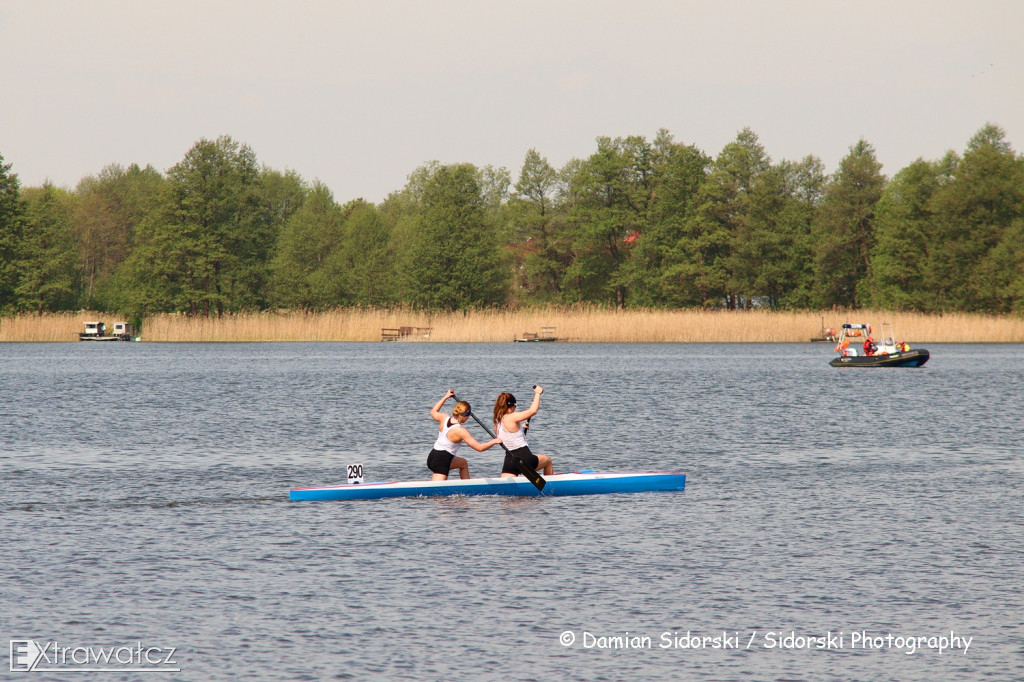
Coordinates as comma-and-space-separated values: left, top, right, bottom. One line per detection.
494, 385, 553, 478
427, 389, 501, 480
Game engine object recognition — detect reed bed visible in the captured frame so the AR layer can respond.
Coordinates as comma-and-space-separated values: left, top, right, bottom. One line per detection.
0, 311, 109, 342
4, 307, 1024, 343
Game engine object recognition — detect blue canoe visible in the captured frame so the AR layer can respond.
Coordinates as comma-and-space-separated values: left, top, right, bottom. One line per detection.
289, 471, 686, 501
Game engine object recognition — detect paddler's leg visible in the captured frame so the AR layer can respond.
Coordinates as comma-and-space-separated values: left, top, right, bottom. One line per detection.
427, 449, 454, 480
499, 449, 518, 478
517, 449, 545, 475
501, 447, 549, 477
452, 456, 470, 479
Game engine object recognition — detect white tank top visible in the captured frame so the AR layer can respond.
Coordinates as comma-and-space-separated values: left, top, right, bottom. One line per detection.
432, 417, 464, 454
497, 418, 528, 450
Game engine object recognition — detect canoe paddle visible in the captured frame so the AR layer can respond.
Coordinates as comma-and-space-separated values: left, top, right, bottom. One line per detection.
452, 392, 546, 492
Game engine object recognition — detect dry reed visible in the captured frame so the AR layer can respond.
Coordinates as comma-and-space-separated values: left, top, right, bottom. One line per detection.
3, 307, 1024, 343
0, 311, 114, 342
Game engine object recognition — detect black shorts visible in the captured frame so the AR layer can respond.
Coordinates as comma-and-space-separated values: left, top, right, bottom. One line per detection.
501, 446, 539, 475
426, 448, 456, 475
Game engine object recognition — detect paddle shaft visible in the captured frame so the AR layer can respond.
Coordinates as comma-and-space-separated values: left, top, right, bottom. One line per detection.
452, 392, 546, 492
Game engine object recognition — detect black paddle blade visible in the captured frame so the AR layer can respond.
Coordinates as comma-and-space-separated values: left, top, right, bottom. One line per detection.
514, 456, 546, 491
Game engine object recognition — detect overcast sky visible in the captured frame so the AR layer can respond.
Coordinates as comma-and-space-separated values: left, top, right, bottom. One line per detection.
1, 0, 1021, 202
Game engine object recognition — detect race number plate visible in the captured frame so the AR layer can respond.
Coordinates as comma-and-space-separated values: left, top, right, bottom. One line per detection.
347, 463, 364, 484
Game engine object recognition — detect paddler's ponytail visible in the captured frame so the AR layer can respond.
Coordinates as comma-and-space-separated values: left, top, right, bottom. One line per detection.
493, 392, 516, 428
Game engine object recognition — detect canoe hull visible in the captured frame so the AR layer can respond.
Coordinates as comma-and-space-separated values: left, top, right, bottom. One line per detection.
830, 349, 930, 368
289, 471, 686, 501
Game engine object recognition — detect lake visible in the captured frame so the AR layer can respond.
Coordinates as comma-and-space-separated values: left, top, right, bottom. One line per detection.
2, 342, 1021, 680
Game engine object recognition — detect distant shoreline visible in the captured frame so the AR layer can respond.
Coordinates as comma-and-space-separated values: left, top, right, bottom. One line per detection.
3, 308, 1024, 343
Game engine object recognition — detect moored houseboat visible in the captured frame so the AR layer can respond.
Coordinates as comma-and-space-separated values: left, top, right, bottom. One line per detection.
78, 321, 137, 341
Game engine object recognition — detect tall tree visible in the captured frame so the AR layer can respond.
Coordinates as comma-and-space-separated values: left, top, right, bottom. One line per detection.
0, 152, 25, 313
401, 163, 508, 310
255, 167, 308, 305
866, 159, 942, 310
563, 135, 653, 307
257, 168, 307, 231
74, 163, 164, 308
812, 139, 886, 308
975, 218, 1024, 313
508, 149, 565, 302
116, 136, 264, 315
622, 129, 710, 306
676, 128, 772, 308
336, 200, 394, 306
928, 124, 1024, 311
16, 183, 79, 313
765, 155, 826, 308
724, 140, 785, 308
268, 181, 343, 309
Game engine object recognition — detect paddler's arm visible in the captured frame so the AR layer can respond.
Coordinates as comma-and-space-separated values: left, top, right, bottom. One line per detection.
430, 389, 455, 422
452, 427, 502, 452
510, 384, 543, 422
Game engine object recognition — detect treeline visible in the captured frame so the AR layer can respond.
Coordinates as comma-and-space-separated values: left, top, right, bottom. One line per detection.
1, 124, 1022, 317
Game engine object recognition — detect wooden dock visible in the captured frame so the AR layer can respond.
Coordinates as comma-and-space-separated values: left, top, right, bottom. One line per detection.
514, 326, 558, 342
381, 326, 433, 341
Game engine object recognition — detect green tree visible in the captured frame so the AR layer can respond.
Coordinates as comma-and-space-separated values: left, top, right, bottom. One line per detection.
401, 164, 508, 310
673, 128, 772, 308
253, 168, 307, 301
507, 148, 565, 302
267, 181, 343, 309
720, 129, 775, 308
74, 163, 164, 308
258, 168, 306, 231
622, 129, 710, 306
563, 135, 653, 307
0, 152, 25, 313
928, 124, 1024, 311
336, 200, 394, 306
115, 136, 265, 315
812, 139, 886, 308
377, 180, 424, 304
866, 159, 942, 310
16, 183, 80, 313
975, 218, 1024, 313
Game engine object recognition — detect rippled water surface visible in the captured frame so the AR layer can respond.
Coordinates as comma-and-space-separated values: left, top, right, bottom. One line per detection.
2, 342, 1022, 680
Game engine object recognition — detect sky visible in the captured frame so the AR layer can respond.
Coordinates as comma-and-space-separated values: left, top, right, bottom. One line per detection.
1, 0, 1022, 203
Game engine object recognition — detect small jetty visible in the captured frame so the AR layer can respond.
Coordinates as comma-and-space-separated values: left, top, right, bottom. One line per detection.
79, 321, 137, 342
381, 326, 433, 341
810, 317, 838, 343
514, 326, 558, 342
